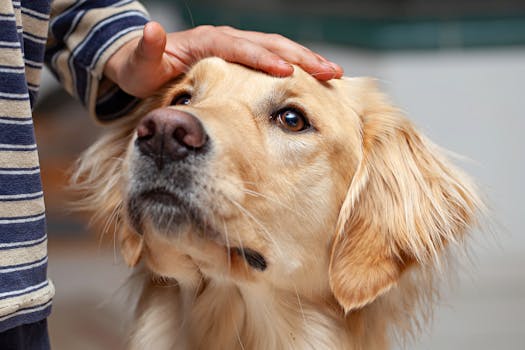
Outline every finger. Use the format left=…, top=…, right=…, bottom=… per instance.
left=314, top=53, right=345, bottom=78
left=209, top=34, right=296, bottom=77
left=330, top=62, right=344, bottom=78
left=216, top=27, right=341, bottom=80
left=136, top=21, right=167, bottom=62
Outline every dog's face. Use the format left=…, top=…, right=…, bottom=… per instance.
left=124, top=58, right=361, bottom=293
left=80, top=57, right=480, bottom=313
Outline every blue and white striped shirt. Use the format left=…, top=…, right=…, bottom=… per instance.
left=0, top=0, right=148, bottom=332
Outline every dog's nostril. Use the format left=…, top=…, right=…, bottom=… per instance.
left=137, top=120, right=156, bottom=141
left=173, top=127, right=188, bottom=147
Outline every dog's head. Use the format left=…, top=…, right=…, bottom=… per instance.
left=76, top=57, right=481, bottom=313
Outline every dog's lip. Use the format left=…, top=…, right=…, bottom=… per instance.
left=140, top=189, right=181, bottom=206
left=135, top=187, right=216, bottom=235
left=232, top=247, right=267, bottom=271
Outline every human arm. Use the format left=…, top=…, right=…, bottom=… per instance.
left=46, top=1, right=343, bottom=122
left=45, top=0, right=150, bottom=121
left=103, top=22, right=344, bottom=99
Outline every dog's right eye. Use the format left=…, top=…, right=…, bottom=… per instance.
left=272, top=108, right=311, bottom=132
left=171, top=93, right=192, bottom=106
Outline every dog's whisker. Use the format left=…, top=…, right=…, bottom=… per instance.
left=222, top=219, right=232, bottom=272
left=111, top=206, right=124, bottom=264
left=97, top=201, right=122, bottom=262
left=217, top=177, right=310, bottom=219
left=192, top=275, right=204, bottom=302
left=229, top=295, right=247, bottom=350
left=232, top=227, right=250, bottom=271
left=100, top=201, right=120, bottom=238
left=293, top=283, right=306, bottom=324
left=226, top=197, right=285, bottom=259
left=216, top=176, right=310, bottom=220
left=234, top=179, right=258, bottom=186
left=240, top=188, right=311, bottom=220
left=241, top=189, right=290, bottom=209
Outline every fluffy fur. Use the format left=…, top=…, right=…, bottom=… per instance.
left=73, top=57, right=483, bottom=350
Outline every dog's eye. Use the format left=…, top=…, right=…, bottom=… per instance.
left=273, top=108, right=310, bottom=132
left=171, top=93, right=191, bottom=106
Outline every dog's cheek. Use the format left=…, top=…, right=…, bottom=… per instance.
left=266, top=131, right=320, bottom=168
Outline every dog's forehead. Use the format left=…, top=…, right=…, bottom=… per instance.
left=186, top=57, right=339, bottom=101
left=174, top=58, right=364, bottom=148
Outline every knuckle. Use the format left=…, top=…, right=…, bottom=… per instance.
left=194, top=25, right=215, bottom=35
left=217, top=25, right=234, bottom=32
left=268, top=33, right=286, bottom=41
left=231, top=36, right=249, bottom=47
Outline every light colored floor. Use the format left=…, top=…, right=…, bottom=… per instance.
left=47, top=240, right=129, bottom=350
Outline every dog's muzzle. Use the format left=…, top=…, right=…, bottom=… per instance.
left=129, top=108, right=268, bottom=272
left=127, top=107, right=210, bottom=232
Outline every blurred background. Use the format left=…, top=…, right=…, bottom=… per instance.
left=36, top=1, right=525, bottom=349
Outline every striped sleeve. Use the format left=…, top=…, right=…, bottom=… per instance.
left=45, top=0, right=149, bottom=122
left=0, top=0, right=54, bottom=331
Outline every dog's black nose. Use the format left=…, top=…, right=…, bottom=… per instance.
left=136, top=108, right=208, bottom=167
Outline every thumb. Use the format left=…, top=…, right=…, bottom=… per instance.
left=136, top=21, right=166, bottom=62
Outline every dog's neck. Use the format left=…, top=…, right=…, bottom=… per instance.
left=130, top=273, right=390, bottom=350
left=195, top=279, right=348, bottom=349
left=129, top=230, right=394, bottom=349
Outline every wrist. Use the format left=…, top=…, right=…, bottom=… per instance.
left=103, top=55, right=120, bottom=84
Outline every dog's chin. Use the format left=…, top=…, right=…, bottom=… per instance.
left=127, top=190, right=269, bottom=272
left=127, top=189, right=218, bottom=239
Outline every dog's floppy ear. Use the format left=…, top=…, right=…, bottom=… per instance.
left=329, top=80, right=481, bottom=313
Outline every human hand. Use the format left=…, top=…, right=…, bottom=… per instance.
left=104, top=22, right=344, bottom=98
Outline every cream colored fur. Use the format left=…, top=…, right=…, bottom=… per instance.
left=73, top=57, right=483, bottom=350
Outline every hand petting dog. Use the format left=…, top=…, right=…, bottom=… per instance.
left=103, top=22, right=344, bottom=98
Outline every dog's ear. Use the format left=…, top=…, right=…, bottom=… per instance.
left=329, top=81, right=481, bottom=313
left=119, top=227, right=143, bottom=267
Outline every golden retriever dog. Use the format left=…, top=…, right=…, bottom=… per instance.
left=73, top=57, right=483, bottom=349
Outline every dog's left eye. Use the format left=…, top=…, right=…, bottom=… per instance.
left=171, top=93, right=192, bottom=106
left=273, top=108, right=310, bottom=132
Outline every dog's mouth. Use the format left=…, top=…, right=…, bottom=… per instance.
left=130, top=189, right=268, bottom=271
left=129, top=188, right=204, bottom=233
left=140, top=189, right=183, bottom=207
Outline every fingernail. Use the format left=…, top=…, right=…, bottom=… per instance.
left=321, top=62, right=336, bottom=72
left=315, top=54, right=329, bottom=63
left=329, top=62, right=343, bottom=77
left=329, top=61, right=341, bottom=70
left=318, top=62, right=336, bottom=79
left=278, top=60, right=293, bottom=68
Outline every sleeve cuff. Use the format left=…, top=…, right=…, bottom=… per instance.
left=76, top=14, right=148, bottom=121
